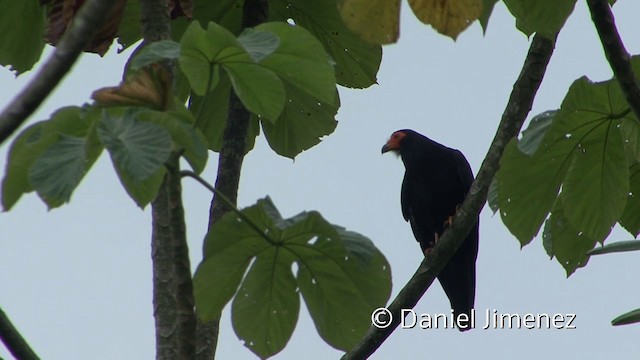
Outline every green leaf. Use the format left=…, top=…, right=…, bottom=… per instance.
left=497, top=139, right=566, bottom=246
left=223, top=62, right=286, bottom=121
left=0, top=0, right=45, bottom=73
left=28, top=135, right=93, bottom=207
left=503, top=0, right=576, bottom=39
left=2, top=106, right=99, bottom=210
left=135, top=110, right=209, bottom=174
left=555, top=78, right=630, bottom=241
left=620, top=117, right=640, bottom=163
left=194, top=197, right=391, bottom=353
left=192, top=0, right=244, bottom=36
left=236, top=29, right=280, bottom=63
left=256, top=22, right=337, bottom=106
left=588, top=240, right=640, bottom=255
left=294, top=226, right=390, bottom=350
left=261, top=84, right=339, bottom=159
left=499, top=76, right=634, bottom=246
left=543, top=200, right=597, bottom=276
left=517, top=110, right=557, bottom=156
left=116, top=0, right=142, bottom=51
left=114, top=164, right=166, bottom=208
left=98, top=110, right=172, bottom=182
left=620, top=164, right=640, bottom=237
left=232, top=248, right=299, bottom=359
left=612, top=308, right=640, bottom=326
left=188, top=74, right=261, bottom=153
left=270, top=0, right=381, bottom=88
left=479, top=0, right=499, bottom=34
left=561, top=119, right=628, bottom=241
left=130, top=40, right=181, bottom=70
left=179, top=21, right=242, bottom=95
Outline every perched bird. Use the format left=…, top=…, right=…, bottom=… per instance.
left=382, top=129, right=479, bottom=331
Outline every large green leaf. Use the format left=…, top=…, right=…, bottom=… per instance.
left=135, top=110, right=209, bottom=174
left=232, top=248, right=299, bottom=359
left=189, top=74, right=261, bottom=153
left=503, top=0, right=576, bottom=39
left=223, top=61, right=286, bottom=121
left=561, top=119, right=628, bottom=241
left=479, top=0, right=499, bottom=34
left=113, top=164, right=166, bottom=208
left=497, top=139, right=567, bottom=246
left=619, top=164, right=640, bottom=237
left=256, top=22, right=337, bottom=106
left=28, top=135, right=93, bottom=207
left=97, top=110, right=172, bottom=182
left=262, top=83, right=339, bottom=159
left=498, top=76, right=634, bottom=246
left=130, top=40, right=182, bottom=70
left=193, top=197, right=391, bottom=355
left=192, top=0, right=244, bottom=36
left=0, top=0, right=45, bottom=73
left=517, top=110, right=557, bottom=156
left=180, top=21, right=286, bottom=120
left=271, top=0, right=381, bottom=88
left=556, top=78, right=630, bottom=241
left=116, top=0, right=142, bottom=51
left=236, top=28, right=280, bottom=63
left=542, top=200, right=598, bottom=276
left=2, top=106, right=99, bottom=210
left=179, top=21, right=242, bottom=95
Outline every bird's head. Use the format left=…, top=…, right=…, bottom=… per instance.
left=381, top=129, right=413, bottom=155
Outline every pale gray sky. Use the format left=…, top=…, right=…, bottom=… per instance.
left=1, top=2, right=639, bottom=359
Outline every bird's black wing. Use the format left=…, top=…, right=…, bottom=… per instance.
left=452, top=149, right=474, bottom=197
left=437, top=149, right=478, bottom=329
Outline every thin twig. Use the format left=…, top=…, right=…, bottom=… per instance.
left=342, top=34, right=556, bottom=360
left=0, top=306, right=40, bottom=360
left=0, top=0, right=115, bottom=146
left=181, top=170, right=278, bottom=245
left=587, top=0, right=640, bottom=122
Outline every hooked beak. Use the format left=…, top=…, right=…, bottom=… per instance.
left=381, top=143, right=392, bottom=154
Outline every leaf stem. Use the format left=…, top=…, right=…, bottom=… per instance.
left=180, top=170, right=278, bottom=246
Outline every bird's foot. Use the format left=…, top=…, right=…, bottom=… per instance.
left=443, top=205, right=462, bottom=228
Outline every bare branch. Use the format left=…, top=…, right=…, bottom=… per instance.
left=587, top=0, right=640, bottom=121
left=0, top=0, right=115, bottom=146
left=342, top=34, right=556, bottom=360
left=0, top=306, right=40, bottom=360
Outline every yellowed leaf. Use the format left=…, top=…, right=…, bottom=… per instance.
left=408, top=0, right=482, bottom=39
left=92, top=64, right=172, bottom=110
left=338, top=0, right=402, bottom=44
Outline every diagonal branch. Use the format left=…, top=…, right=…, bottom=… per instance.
left=342, top=34, right=556, bottom=360
left=0, top=306, right=39, bottom=360
left=0, top=0, right=115, bottom=146
left=587, top=0, right=640, bottom=122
